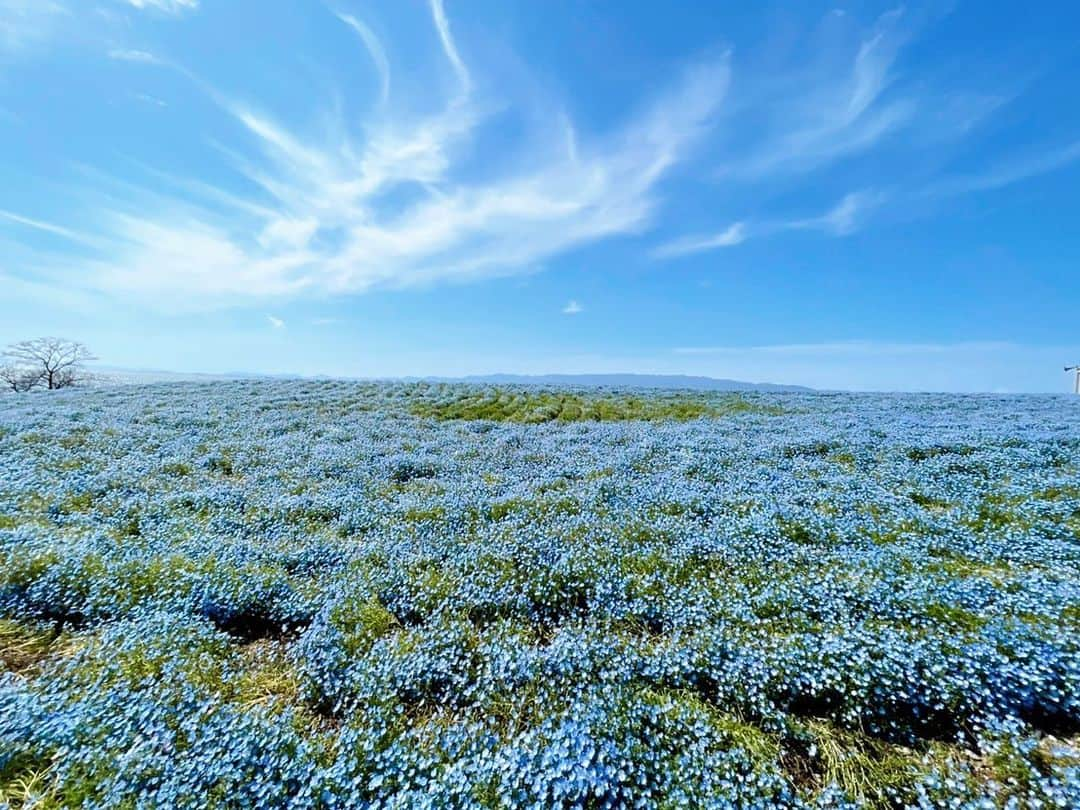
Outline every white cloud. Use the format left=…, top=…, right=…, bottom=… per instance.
left=561, top=300, right=583, bottom=315
left=813, top=192, right=869, bottom=235
left=4, top=4, right=1072, bottom=312
left=429, top=0, right=470, bottom=95
left=653, top=222, right=746, bottom=258
left=267, top=314, right=285, bottom=329
left=651, top=6, right=1012, bottom=259
left=0, top=208, right=96, bottom=244
left=926, top=140, right=1080, bottom=198
left=667, top=134, right=1080, bottom=259
left=657, top=127, right=1080, bottom=259
left=716, top=8, right=913, bottom=180
left=133, top=92, right=167, bottom=107
left=257, top=218, right=319, bottom=250
left=11, top=3, right=730, bottom=308
left=788, top=190, right=884, bottom=236
left=108, top=48, right=161, bottom=64
left=336, top=13, right=390, bottom=105
left=0, top=0, right=66, bottom=54
left=122, top=0, right=198, bottom=15
left=312, top=317, right=337, bottom=326
left=654, top=191, right=881, bottom=258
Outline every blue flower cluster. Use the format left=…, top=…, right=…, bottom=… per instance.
left=2, top=381, right=1080, bottom=807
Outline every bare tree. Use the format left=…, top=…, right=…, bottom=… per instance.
left=0, top=364, right=42, bottom=392
left=3, top=338, right=96, bottom=390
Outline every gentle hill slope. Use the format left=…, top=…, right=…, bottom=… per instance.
left=455, top=373, right=811, bottom=392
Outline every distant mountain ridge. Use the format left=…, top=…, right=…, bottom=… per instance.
left=455, top=373, right=812, bottom=392
left=86, top=367, right=811, bottom=392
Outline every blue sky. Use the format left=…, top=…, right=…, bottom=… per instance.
left=1, top=0, right=1079, bottom=391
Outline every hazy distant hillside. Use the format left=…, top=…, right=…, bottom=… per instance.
left=88, top=367, right=267, bottom=385
left=457, top=373, right=812, bottom=392
left=87, top=368, right=810, bottom=391
left=85, top=367, right=307, bottom=385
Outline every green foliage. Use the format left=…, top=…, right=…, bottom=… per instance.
left=790, top=720, right=925, bottom=808
left=907, top=445, right=977, bottom=462
left=963, top=493, right=1031, bottom=533
left=207, top=452, right=236, bottom=476
left=283, top=503, right=341, bottom=532
left=479, top=495, right=582, bottom=524
left=1030, top=484, right=1080, bottom=502
left=909, top=491, right=951, bottom=509
left=411, top=389, right=782, bottom=423
left=642, top=687, right=783, bottom=766
left=923, top=602, right=986, bottom=633
left=0, top=549, right=61, bottom=593
left=0, top=620, right=65, bottom=674
left=783, top=441, right=838, bottom=459
left=776, top=516, right=829, bottom=546
left=402, top=505, right=447, bottom=523
left=0, top=757, right=61, bottom=810
left=56, top=491, right=95, bottom=514
left=57, top=618, right=234, bottom=695
left=922, top=547, right=1016, bottom=582
left=829, top=451, right=857, bottom=467
left=57, top=429, right=92, bottom=451
left=233, top=641, right=306, bottom=713
left=330, top=597, right=399, bottom=657
left=981, top=733, right=1080, bottom=803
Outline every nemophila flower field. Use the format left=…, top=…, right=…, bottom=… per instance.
left=2, top=381, right=1080, bottom=808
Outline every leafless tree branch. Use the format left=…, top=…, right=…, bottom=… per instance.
left=0, top=364, right=43, bottom=392
left=2, top=338, right=96, bottom=390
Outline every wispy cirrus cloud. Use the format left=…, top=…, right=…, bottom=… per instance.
left=0, top=208, right=79, bottom=239
left=0, top=0, right=66, bottom=54
left=122, top=0, right=198, bottom=15
left=654, top=190, right=883, bottom=257
left=561, top=300, right=583, bottom=315
left=8, top=2, right=730, bottom=308
left=266, top=314, right=284, bottom=329
left=653, top=7, right=1055, bottom=259
left=658, top=136, right=1080, bottom=259
left=715, top=8, right=914, bottom=181
left=132, top=92, right=167, bottom=107
left=924, top=140, right=1080, bottom=198
left=652, top=222, right=747, bottom=259
left=651, top=9, right=918, bottom=258
left=108, top=48, right=161, bottom=64
left=0, top=208, right=100, bottom=246
left=4, top=2, right=1076, bottom=312
left=335, top=12, right=391, bottom=106
left=428, top=0, right=470, bottom=95
left=787, top=190, right=885, bottom=236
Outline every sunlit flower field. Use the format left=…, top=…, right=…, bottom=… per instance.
left=2, top=381, right=1080, bottom=808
